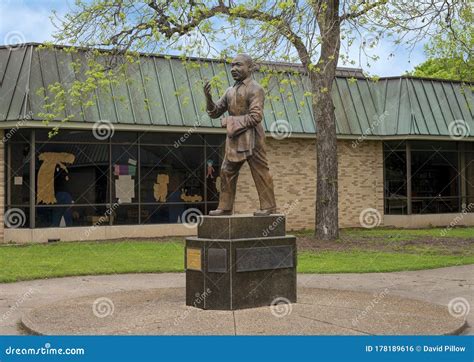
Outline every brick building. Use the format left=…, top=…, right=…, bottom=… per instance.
left=0, top=43, right=473, bottom=243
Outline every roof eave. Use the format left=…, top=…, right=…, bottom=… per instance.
left=1, top=121, right=473, bottom=141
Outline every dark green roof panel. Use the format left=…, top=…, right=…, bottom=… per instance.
left=0, top=43, right=472, bottom=138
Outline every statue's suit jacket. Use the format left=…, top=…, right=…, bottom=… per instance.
left=207, top=77, right=265, bottom=162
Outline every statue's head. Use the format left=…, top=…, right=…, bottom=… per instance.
left=231, top=54, right=254, bottom=81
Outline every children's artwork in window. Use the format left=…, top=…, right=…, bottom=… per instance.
left=37, top=152, right=75, bottom=204
left=180, top=189, right=202, bottom=202
left=206, top=159, right=215, bottom=178
left=154, top=174, right=169, bottom=202
left=114, top=159, right=137, bottom=203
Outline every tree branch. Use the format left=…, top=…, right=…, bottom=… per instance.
left=340, top=0, right=388, bottom=21
left=150, top=3, right=312, bottom=69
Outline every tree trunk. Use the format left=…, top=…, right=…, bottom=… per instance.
left=312, top=0, right=341, bottom=240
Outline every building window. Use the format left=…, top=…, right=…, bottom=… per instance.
left=467, top=149, right=474, bottom=207
left=5, top=130, right=32, bottom=229
left=411, top=142, right=459, bottom=214
left=384, top=140, right=474, bottom=215
left=4, top=129, right=224, bottom=228
left=383, top=141, right=407, bottom=214
left=34, top=142, right=110, bottom=227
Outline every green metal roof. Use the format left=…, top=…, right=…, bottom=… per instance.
left=0, top=43, right=472, bottom=138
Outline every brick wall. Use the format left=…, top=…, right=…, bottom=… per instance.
left=337, top=139, right=384, bottom=229
left=234, top=137, right=384, bottom=230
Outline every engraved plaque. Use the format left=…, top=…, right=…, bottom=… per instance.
left=208, top=248, right=227, bottom=273
left=186, top=247, right=202, bottom=271
left=236, top=245, right=294, bottom=272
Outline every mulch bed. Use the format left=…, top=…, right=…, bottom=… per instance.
left=296, top=234, right=474, bottom=255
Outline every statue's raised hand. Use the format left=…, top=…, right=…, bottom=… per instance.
left=203, top=81, right=212, bottom=100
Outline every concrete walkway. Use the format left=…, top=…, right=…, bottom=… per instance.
left=0, top=265, right=472, bottom=335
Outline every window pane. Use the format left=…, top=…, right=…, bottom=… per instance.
left=140, top=131, right=203, bottom=146
left=111, top=204, right=139, bottom=225
left=139, top=145, right=204, bottom=203
left=9, top=143, right=31, bottom=206
left=383, top=141, right=406, bottom=152
left=37, top=129, right=107, bottom=143
left=35, top=143, right=109, bottom=205
left=140, top=145, right=173, bottom=203
left=384, top=151, right=407, bottom=198
left=110, top=131, right=138, bottom=144
left=171, top=146, right=205, bottom=201
left=383, top=142, right=408, bottom=215
left=466, top=152, right=474, bottom=200
left=411, top=151, right=460, bottom=214
left=141, top=203, right=205, bottom=224
left=36, top=205, right=109, bottom=228
left=205, top=146, right=223, bottom=202
left=204, top=134, right=226, bottom=146
left=384, top=199, right=408, bottom=215
left=7, top=129, right=226, bottom=228
left=411, top=151, right=459, bottom=198
left=3, top=128, right=31, bottom=143
left=411, top=198, right=460, bottom=214
left=411, top=141, right=458, bottom=151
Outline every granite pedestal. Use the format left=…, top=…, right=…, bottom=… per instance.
left=185, top=214, right=297, bottom=310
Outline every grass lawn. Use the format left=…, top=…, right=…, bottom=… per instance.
left=0, top=227, right=472, bottom=283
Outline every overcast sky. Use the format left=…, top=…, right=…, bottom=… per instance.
left=0, top=0, right=429, bottom=76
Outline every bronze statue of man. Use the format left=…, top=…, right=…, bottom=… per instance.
left=204, top=54, right=276, bottom=216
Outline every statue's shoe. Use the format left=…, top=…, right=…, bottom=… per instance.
left=208, top=209, right=232, bottom=216
left=253, top=208, right=277, bottom=216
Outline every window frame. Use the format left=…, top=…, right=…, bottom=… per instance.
left=4, top=128, right=225, bottom=228
left=383, top=140, right=473, bottom=215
